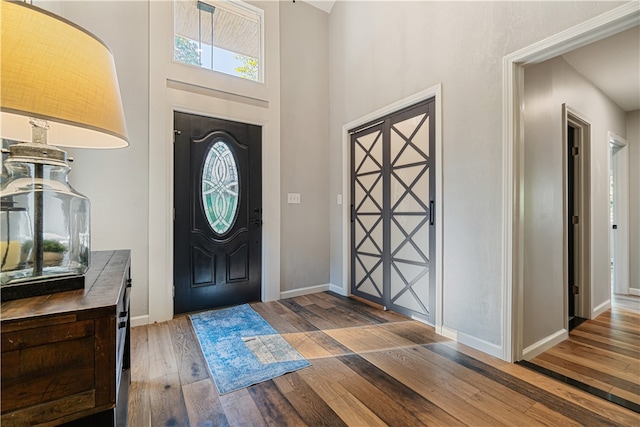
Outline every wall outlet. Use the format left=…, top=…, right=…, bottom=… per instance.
left=287, top=193, right=301, bottom=204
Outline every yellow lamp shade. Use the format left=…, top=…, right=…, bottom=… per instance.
left=0, top=0, right=128, bottom=148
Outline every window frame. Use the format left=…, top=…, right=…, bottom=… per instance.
left=172, top=0, right=265, bottom=83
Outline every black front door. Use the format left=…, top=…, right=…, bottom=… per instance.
left=174, top=111, right=262, bottom=314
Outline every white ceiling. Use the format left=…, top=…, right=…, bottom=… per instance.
left=562, top=26, right=640, bottom=112
left=302, top=0, right=335, bottom=14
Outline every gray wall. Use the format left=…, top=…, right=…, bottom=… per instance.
left=328, top=1, right=623, bottom=349
left=628, top=110, right=640, bottom=292
left=26, top=1, right=633, bottom=356
left=279, top=2, right=330, bottom=292
left=523, top=56, right=626, bottom=349
left=34, top=1, right=150, bottom=317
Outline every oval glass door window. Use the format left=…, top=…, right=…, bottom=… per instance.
left=202, top=140, right=239, bottom=234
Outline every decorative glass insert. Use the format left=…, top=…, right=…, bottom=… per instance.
left=202, top=141, right=239, bottom=234
left=174, top=0, right=263, bottom=82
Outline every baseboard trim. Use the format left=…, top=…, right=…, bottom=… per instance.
left=441, top=326, right=503, bottom=359
left=131, top=315, right=149, bottom=327
left=629, top=288, right=640, bottom=296
left=280, top=283, right=331, bottom=299
left=593, top=299, right=611, bottom=318
left=329, top=283, right=348, bottom=296
left=522, top=328, right=568, bottom=360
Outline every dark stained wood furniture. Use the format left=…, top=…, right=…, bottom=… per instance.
left=1, top=250, right=131, bottom=426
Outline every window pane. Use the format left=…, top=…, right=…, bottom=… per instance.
left=202, top=141, right=240, bottom=234
left=174, top=0, right=262, bottom=82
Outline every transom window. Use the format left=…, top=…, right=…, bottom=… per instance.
left=174, top=0, right=263, bottom=82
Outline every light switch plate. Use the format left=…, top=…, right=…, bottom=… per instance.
left=337, top=194, right=342, bottom=205
left=287, top=193, right=301, bottom=204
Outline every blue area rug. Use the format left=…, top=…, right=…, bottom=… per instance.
left=190, top=304, right=311, bottom=394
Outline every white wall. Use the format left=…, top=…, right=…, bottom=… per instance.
left=628, top=110, right=640, bottom=293
left=34, top=1, right=151, bottom=318
left=279, top=2, right=330, bottom=293
left=328, top=1, right=624, bottom=355
left=29, top=1, right=633, bottom=359
left=523, top=56, right=626, bottom=352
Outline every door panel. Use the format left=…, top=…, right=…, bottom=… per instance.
left=351, top=99, right=435, bottom=322
left=174, top=112, right=262, bottom=314
left=389, top=104, right=434, bottom=318
left=351, top=124, right=385, bottom=303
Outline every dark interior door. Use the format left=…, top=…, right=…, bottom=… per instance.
left=567, top=123, right=581, bottom=330
left=174, top=111, right=262, bottom=314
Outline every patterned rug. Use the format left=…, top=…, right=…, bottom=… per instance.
left=190, top=304, right=310, bottom=394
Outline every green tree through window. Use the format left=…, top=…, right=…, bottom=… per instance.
left=234, top=55, right=259, bottom=81
left=174, top=35, right=201, bottom=66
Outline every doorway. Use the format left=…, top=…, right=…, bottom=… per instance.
left=610, top=133, right=630, bottom=296
left=173, top=111, right=262, bottom=314
left=503, top=4, right=637, bottom=362
left=350, top=99, right=435, bottom=322
left=565, top=107, right=591, bottom=331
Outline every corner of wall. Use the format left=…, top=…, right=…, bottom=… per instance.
left=522, top=328, right=568, bottom=360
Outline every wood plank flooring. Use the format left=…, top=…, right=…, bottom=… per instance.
left=527, top=294, right=640, bottom=412
left=128, top=293, right=639, bottom=426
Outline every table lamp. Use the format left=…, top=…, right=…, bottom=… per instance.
left=0, top=1, right=129, bottom=300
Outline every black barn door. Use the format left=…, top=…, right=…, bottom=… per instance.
left=174, top=112, right=262, bottom=314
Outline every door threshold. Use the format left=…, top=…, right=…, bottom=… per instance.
left=568, top=316, right=587, bottom=331
left=349, top=294, right=386, bottom=311
left=516, top=360, right=640, bottom=413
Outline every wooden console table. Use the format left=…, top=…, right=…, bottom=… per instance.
left=1, top=250, right=131, bottom=426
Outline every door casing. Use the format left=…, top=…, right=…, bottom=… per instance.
left=341, top=84, right=443, bottom=331
left=148, top=0, right=282, bottom=325
left=609, top=132, right=630, bottom=296
left=563, top=105, right=591, bottom=329
left=350, top=100, right=435, bottom=322
left=503, top=3, right=639, bottom=361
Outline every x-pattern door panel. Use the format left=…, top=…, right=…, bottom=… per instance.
left=351, top=100, right=435, bottom=321
left=352, top=125, right=384, bottom=303
left=389, top=110, right=433, bottom=317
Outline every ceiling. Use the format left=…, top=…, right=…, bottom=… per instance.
left=301, top=2, right=638, bottom=112
left=302, top=0, right=335, bottom=14
left=562, top=26, right=640, bottom=112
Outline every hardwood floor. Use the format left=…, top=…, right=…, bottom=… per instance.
left=128, top=292, right=639, bottom=426
left=527, top=294, right=640, bottom=412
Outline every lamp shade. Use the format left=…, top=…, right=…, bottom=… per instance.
left=0, top=1, right=128, bottom=148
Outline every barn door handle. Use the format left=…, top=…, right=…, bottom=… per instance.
left=429, top=201, right=434, bottom=225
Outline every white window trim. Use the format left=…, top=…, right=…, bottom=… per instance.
left=148, top=0, right=281, bottom=324
left=172, top=0, right=265, bottom=83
